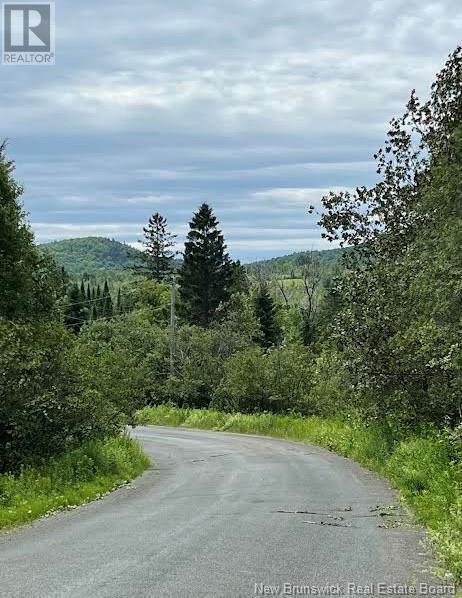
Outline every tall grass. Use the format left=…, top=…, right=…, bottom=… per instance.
left=137, top=405, right=462, bottom=584
left=0, top=435, right=150, bottom=529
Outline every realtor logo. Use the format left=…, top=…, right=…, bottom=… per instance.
left=2, top=3, right=55, bottom=65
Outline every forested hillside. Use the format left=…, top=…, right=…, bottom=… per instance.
left=41, top=237, right=140, bottom=276
left=246, top=247, right=345, bottom=278
left=41, top=236, right=343, bottom=280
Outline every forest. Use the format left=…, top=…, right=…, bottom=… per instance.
left=0, top=47, right=461, bottom=583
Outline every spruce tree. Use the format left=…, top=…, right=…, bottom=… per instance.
left=116, top=288, right=122, bottom=314
left=102, top=280, right=113, bottom=318
left=253, top=284, right=281, bottom=348
left=136, top=212, right=176, bottom=281
left=95, top=284, right=101, bottom=317
left=64, top=283, right=86, bottom=333
left=179, top=203, right=233, bottom=327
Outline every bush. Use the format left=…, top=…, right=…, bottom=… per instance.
left=0, top=310, right=162, bottom=473
left=0, top=435, right=149, bottom=528
left=157, top=315, right=256, bottom=408
left=212, top=345, right=315, bottom=414
left=73, top=309, right=165, bottom=413
left=0, top=318, right=109, bottom=472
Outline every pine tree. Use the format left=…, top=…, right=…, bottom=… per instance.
left=102, top=280, right=113, bottom=318
left=136, top=212, right=177, bottom=281
left=253, top=284, right=281, bottom=348
left=179, top=203, right=233, bottom=327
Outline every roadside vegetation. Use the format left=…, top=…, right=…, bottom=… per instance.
left=0, top=435, right=149, bottom=529
left=1, top=46, right=461, bottom=585
left=0, top=143, right=151, bottom=523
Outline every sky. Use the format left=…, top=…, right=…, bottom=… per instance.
left=1, top=0, right=461, bottom=262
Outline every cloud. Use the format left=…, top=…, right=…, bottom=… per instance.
left=2, top=0, right=461, bottom=260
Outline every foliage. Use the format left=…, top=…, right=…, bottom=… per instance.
left=63, top=278, right=124, bottom=333
left=0, top=307, right=160, bottom=473
left=179, top=203, right=235, bottom=327
left=137, top=405, right=462, bottom=584
left=315, top=47, right=462, bottom=426
left=213, top=345, right=315, bottom=414
left=64, top=282, right=87, bottom=333
left=74, top=310, right=166, bottom=413
left=253, top=284, right=281, bottom=348
left=161, top=321, right=254, bottom=408
left=0, top=143, right=61, bottom=320
left=134, top=212, right=177, bottom=281
left=246, top=247, right=345, bottom=280
left=130, top=278, right=171, bottom=325
left=102, top=280, right=114, bottom=318
left=0, top=318, right=121, bottom=472
left=0, top=435, right=149, bottom=529
left=41, top=236, right=140, bottom=278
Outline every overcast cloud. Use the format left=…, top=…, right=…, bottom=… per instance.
left=1, top=0, right=461, bottom=261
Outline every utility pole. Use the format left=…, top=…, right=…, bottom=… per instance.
left=169, top=273, right=177, bottom=376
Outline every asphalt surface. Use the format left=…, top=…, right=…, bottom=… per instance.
left=0, top=426, right=436, bottom=598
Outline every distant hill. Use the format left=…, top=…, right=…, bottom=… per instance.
left=40, top=236, right=345, bottom=282
left=41, top=237, right=141, bottom=277
left=246, top=247, right=345, bottom=278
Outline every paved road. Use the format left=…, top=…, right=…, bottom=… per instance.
left=0, top=426, right=435, bottom=598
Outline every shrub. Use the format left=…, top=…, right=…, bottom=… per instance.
left=213, top=345, right=315, bottom=414
left=0, top=318, right=103, bottom=472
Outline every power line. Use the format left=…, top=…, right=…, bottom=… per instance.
left=64, top=311, right=128, bottom=325
left=61, top=290, right=126, bottom=309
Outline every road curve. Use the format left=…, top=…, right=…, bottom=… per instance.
left=0, top=426, right=435, bottom=598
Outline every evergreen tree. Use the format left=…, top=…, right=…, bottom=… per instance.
left=136, top=212, right=176, bottom=281
left=64, top=283, right=86, bottom=333
left=116, top=287, right=123, bottom=314
left=102, top=280, right=113, bottom=318
left=60, top=267, right=69, bottom=297
left=179, top=203, right=233, bottom=327
left=91, top=305, right=98, bottom=321
left=253, top=285, right=281, bottom=348
left=0, top=142, right=58, bottom=320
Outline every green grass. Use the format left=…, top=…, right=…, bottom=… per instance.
left=0, top=435, right=150, bottom=529
left=137, top=405, right=462, bottom=585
